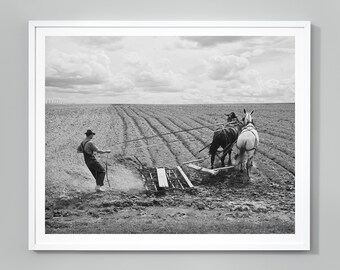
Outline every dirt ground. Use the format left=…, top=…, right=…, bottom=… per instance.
left=45, top=104, right=295, bottom=234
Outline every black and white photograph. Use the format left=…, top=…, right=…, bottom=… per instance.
left=29, top=21, right=310, bottom=250
left=45, top=34, right=295, bottom=234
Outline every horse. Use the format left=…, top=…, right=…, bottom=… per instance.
left=209, top=112, right=244, bottom=169
left=233, top=109, right=260, bottom=178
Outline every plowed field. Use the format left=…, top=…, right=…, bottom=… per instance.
left=45, top=103, right=295, bottom=234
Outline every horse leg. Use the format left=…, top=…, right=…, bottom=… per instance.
left=220, top=144, right=231, bottom=167
left=246, top=159, right=250, bottom=177
left=210, top=153, right=215, bottom=169
left=242, top=158, right=247, bottom=173
left=239, top=159, right=243, bottom=172
left=209, top=142, right=219, bottom=169
left=249, top=156, right=254, bottom=174
left=220, top=151, right=227, bottom=167
left=239, top=152, right=244, bottom=172
left=210, top=145, right=218, bottom=169
left=246, top=155, right=254, bottom=179
left=227, top=149, right=232, bottom=166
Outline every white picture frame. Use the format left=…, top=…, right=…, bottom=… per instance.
left=29, top=21, right=310, bottom=250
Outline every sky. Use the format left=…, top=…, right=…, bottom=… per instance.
left=45, top=36, right=295, bottom=104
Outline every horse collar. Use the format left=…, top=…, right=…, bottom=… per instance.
left=243, top=122, right=255, bottom=130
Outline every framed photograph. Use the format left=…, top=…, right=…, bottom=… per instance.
left=29, top=21, right=310, bottom=250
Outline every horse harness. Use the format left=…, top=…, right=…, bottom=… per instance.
left=236, top=123, right=258, bottom=152
left=216, top=121, right=244, bottom=153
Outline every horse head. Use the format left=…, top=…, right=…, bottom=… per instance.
left=243, top=109, right=254, bottom=125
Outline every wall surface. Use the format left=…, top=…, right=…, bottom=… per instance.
left=0, top=0, right=338, bottom=269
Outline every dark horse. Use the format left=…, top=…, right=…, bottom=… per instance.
left=209, top=112, right=244, bottom=169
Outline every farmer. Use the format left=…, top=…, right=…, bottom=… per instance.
left=226, top=112, right=237, bottom=122
left=77, top=129, right=111, bottom=192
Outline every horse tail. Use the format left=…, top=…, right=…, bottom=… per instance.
left=234, top=141, right=246, bottom=164
left=239, top=144, right=246, bottom=157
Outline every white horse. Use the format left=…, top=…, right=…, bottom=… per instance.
left=233, top=109, right=259, bottom=178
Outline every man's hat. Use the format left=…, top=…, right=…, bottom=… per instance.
left=226, top=112, right=237, bottom=119
left=85, top=129, right=95, bottom=136
left=228, top=112, right=236, bottom=118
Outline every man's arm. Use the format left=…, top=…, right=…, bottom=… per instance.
left=77, top=145, right=83, bottom=153
left=89, top=142, right=111, bottom=154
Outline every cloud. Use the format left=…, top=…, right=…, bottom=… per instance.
left=72, top=36, right=123, bottom=51
left=103, top=74, right=135, bottom=93
left=245, top=36, right=293, bottom=47
left=205, top=54, right=250, bottom=80
left=241, top=49, right=264, bottom=58
left=180, top=36, right=255, bottom=47
left=45, top=36, right=295, bottom=104
left=179, top=36, right=294, bottom=51
left=121, top=52, right=188, bottom=93
left=269, top=48, right=295, bottom=54
left=46, top=47, right=189, bottom=98
left=46, top=49, right=111, bottom=89
left=216, top=69, right=294, bottom=101
left=173, top=38, right=199, bottom=49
